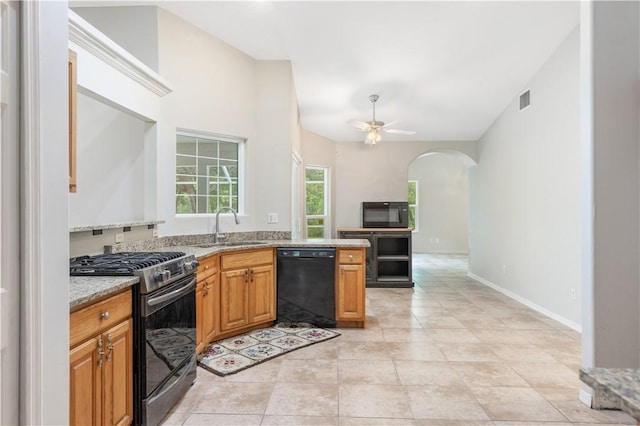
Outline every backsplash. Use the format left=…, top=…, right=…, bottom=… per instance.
left=104, top=231, right=292, bottom=254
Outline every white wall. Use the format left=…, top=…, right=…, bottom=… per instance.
left=469, top=26, right=581, bottom=328
left=253, top=61, right=296, bottom=231
left=152, top=9, right=297, bottom=236
left=335, top=140, right=476, bottom=230
left=581, top=1, right=640, bottom=370
left=69, top=93, right=146, bottom=226
left=409, top=153, right=469, bottom=253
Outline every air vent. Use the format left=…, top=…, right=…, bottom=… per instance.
left=519, top=90, right=530, bottom=110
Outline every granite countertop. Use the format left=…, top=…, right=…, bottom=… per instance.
left=69, top=238, right=369, bottom=310
left=70, top=275, right=139, bottom=311
left=580, top=367, right=640, bottom=420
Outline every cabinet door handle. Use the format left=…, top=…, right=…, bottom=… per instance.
left=249, top=269, right=254, bottom=282
left=97, top=339, right=105, bottom=368
left=106, top=334, right=113, bottom=362
left=244, top=269, right=249, bottom=283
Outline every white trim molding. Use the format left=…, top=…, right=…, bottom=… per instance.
left=467, top=272, right=582, bottom=332
left=68, top=9, right=172, bottom=97
left=579, top=388, right=593, bottom=407
left=20, top=2, right=43, bottom=423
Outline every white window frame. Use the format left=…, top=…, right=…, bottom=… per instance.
left=175, top=129, right=245, bottom=216
left=409, top=179, right=419, bottom=232
left=304, top=165, right=331, bottom=239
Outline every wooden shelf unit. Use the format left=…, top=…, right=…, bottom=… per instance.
left=338, top=228, right=413, bottom=288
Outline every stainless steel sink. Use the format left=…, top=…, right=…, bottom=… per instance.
left=193, top=241, right=269, bottom=248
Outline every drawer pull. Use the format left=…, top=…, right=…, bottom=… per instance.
left=349, top=255, right=353, bottom=259
left=100, top=311, right=110, bottom=321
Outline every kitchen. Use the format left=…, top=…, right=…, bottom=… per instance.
left=3, top=1, right=640, bottom=425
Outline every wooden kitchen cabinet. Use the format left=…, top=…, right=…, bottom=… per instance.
left=196, top=255, right=219, bottom=353
left=69, top=289, right=133, bottom=426
left=220, top=248, right=275, bottom=334
left=336, top=248, right=366, bottom=325
left=68, top=48, right=77, bottom=193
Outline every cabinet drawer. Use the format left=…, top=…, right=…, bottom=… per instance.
left=198, top=254, right=219, bottom=281
left=339, top=249, right=363, bottom=264
left=221, top=248, right=273, bottom=270
left=70, top=289, right=132, bottom=347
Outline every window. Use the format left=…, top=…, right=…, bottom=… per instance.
left=305, top=166, right=329, bottom=239
left=176, top=131, right=244, bottom=215
left=408, top=180, right=418, bottom=231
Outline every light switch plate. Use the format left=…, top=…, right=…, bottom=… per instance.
left=267, top=212, right=278, bottom=224
left=115, top=233, right=124, bottom=243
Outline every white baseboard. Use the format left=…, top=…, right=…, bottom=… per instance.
left=579, top=389, right=593, bottom=407
left=467, top=272, right=582, bottom=333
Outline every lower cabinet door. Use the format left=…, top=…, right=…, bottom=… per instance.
left=70, top=336, right=102, bottom=426
left=337, top=264, right=365, bottom=320
left=195, top=281, right=205, bottom=353
left=220, top=269, right=250, bottom=331
left=249, top=264, right=275, bottom=324
left=102, top=319, right=133, bottom=426
left=203, top=274, right=219, bottom=344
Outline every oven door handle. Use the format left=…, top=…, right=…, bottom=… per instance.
left=147, top=277, right=196, bottom=307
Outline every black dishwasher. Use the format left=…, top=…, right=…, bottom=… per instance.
left=276, top=248, right=336, bottom=328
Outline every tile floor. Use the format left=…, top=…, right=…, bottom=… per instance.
left=161, top=253, right=634, bottom=426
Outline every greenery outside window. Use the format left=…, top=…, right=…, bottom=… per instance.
left=408, top=180, right=418, bottom=231
left=305, top=166, right=329, bottom=239
left=176, top=130, right=244, bottom=214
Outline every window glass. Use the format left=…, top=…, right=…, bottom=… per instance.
left=408, top=180, right=418, bottom=231
left=305, top=166, right=329, bottom=239
left=176, top=131, right=243, bottom=214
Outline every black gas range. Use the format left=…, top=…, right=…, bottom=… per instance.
left=70, top=251, right=199, bottom=425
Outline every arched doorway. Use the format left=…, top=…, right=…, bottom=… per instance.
left=408, top=149, right=476, bottom=253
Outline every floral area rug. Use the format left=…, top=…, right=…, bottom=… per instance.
left=197, top=322, right=340, bottom=376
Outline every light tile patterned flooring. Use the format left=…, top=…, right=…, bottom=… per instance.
left=161, top=254, right=634, bottom=426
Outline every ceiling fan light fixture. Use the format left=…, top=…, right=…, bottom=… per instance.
left=365, top=129, right=381, bottom=145
left=348, top=94, right=415, bottom=145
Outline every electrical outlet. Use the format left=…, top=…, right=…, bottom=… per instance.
left=267, top=213, right=278, bottom=224
left=570, top=288, right=576, bottom=301
left=152, top=229, right=158, bottom=238
left=502, top=265, right=507, bottom=274
left=115, top=233, right=124, bottom=243
left=436, top=237, right=440, bottom=243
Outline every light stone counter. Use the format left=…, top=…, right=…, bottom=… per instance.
left=70, top=238, right=369, bottom=310
left=70, top=275, right=139, bottom=311
left=580, top=368, right=640, bottom=423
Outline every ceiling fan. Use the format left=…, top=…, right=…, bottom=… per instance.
left=347, top=94, right=416, bottom=145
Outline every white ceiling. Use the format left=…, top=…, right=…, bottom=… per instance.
left=75, top=1, right=580, bottom=143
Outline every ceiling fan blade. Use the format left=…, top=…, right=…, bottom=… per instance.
left=383, top=128, right=416, bottom=135
left=381, top=121, right=398, bottom=129
left=347, top=119, right=371, bottom=131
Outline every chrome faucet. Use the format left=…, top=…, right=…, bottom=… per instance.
left=214, top=207, right=240, bottom=243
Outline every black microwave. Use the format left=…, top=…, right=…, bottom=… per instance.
left=362, top=202, right=409, bottom=228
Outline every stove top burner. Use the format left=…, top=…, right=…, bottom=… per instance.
left=70, top=252, right=186, bottom=276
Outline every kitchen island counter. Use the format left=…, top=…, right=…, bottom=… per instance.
left=580, top=368, right=640, bottom=425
